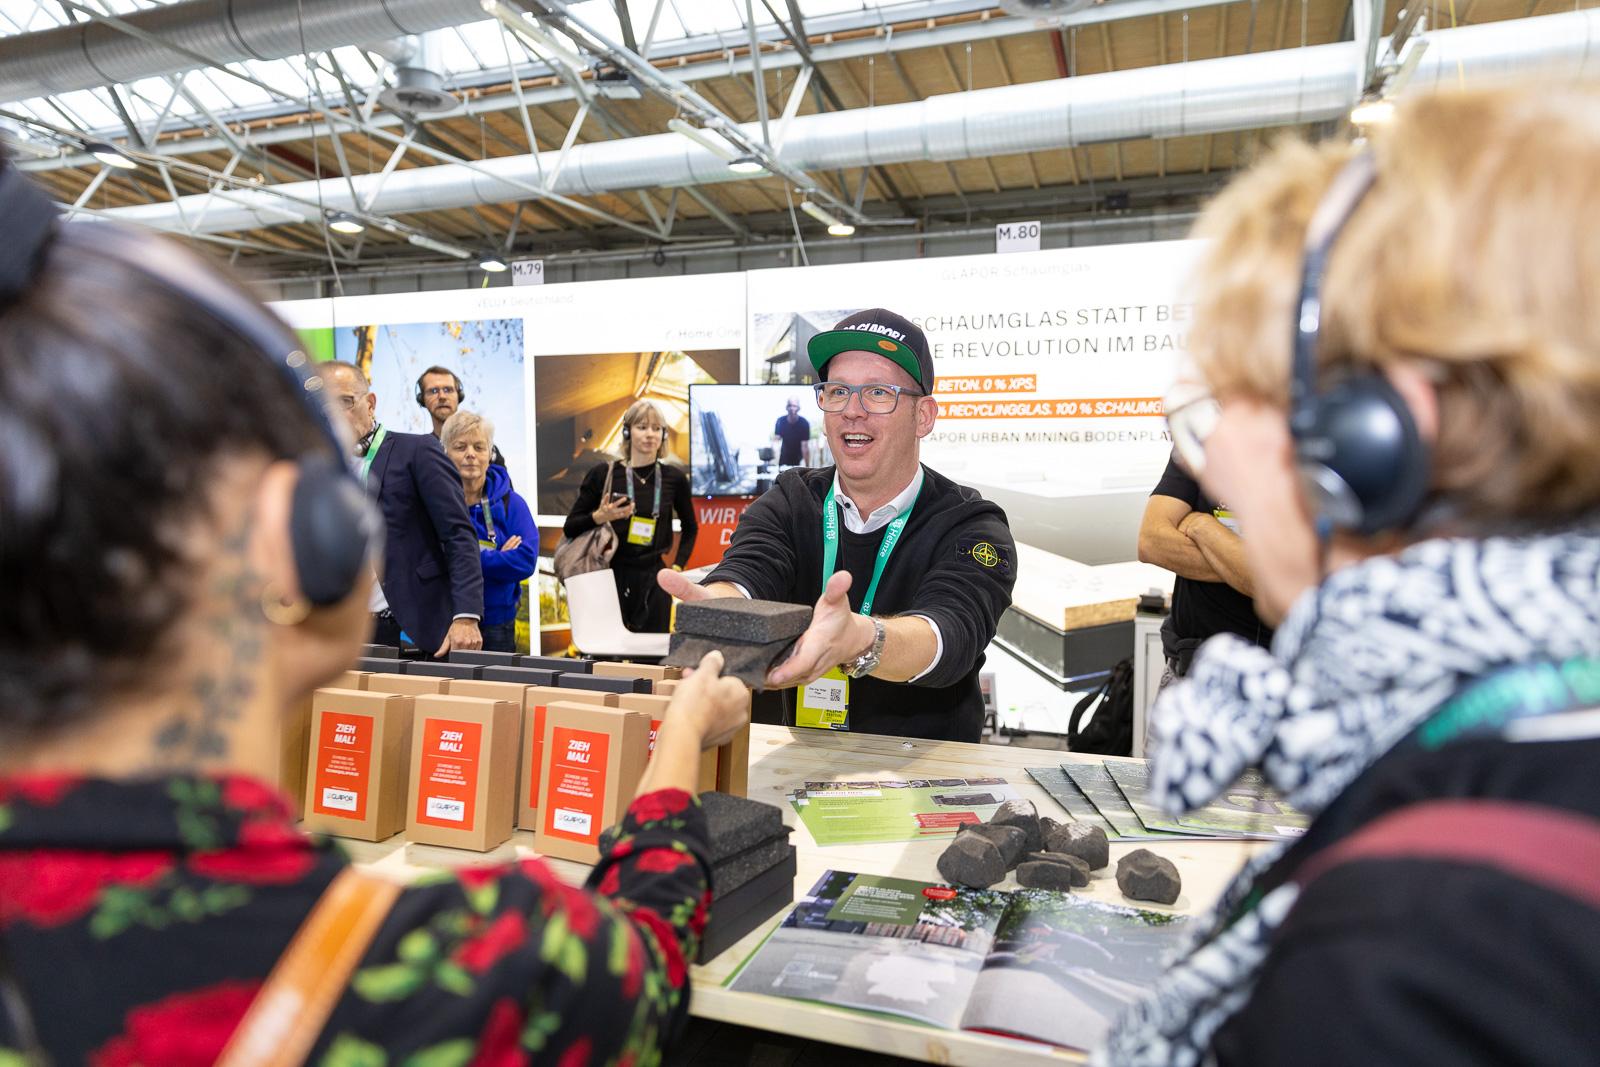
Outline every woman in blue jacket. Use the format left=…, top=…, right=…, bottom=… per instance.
left=442, top=411, right=538, bottom=652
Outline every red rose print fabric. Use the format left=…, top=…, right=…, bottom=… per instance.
left=0, top=774, right=710, bottom=1066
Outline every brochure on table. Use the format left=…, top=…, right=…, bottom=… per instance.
left=728, top=870, right=1189, bottom=1052
left=1030, top=761, right=1309, bottom=841
left=787, top=778, right=1023, bottom=846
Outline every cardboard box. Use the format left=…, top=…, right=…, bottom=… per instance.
left=518, top=686, right=617, bottom=831
left=406, top=695, right=520, bottom=852
left=716, top=709, right=753, bottom=798
left=533, top=701, right=651, bottom=863
left=618, top=694, right=718, bottom=794
left=593, top=662, right=680, bottom=683
left=654, top=680, right=678, bottom=696
left=365, top=674, right=450, bottom=697
left=302, top=688, right=415, bottom=841
left=280, top=671, right=369, bottom=819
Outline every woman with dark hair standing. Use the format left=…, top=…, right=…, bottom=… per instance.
left=0, top=156, right=748, bottom=1065
left=563, top=399, right=698, bottom=632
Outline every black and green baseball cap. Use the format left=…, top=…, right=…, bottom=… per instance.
left=806, top=308, right=935, bottom=392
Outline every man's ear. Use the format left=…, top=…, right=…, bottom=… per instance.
left=365, top=392, right=378, bottom=419
left=914, top=394, right=938, bottom=439
left=1385, top=363, right=1439, bottom=445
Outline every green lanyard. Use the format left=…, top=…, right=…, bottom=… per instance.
left=624, top=461, right=662, bottom=519
left=478, top=493, right=497, bottom=543
left=820, top=481, right=917, bottom=617
left=358, top=425, right=387, bottom=482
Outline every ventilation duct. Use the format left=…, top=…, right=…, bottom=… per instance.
left=87, top=11, right=1600, bottom=238
left=0, top=0, right=486, bottom=103
left=375, top=32, right=459, bottom=115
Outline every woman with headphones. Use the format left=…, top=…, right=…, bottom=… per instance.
left=0, top=155, right=748, bottom=1065
left=1097, top=88, right=1600, bottom=1066
left=563, top=399, right=699, bottom=632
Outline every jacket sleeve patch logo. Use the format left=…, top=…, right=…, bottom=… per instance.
left=957, top=536, right=1012, bottom=576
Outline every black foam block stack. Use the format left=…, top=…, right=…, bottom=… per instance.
left=356, top=657, right=404, bottom=674
left=402, top=661, right=481, bottom=680
left=519, top=655, right=593, bottom=674
left=664, top=599, right=813, bottom=689
left=697, top=793, right=796, bottom=962
left=448, top=650, right=520, bottom=666
left=557, top=673, right=650, bottom=695
left=361, top=644, right=399, bottom=659
left=479, top=666, right=562, bottom=687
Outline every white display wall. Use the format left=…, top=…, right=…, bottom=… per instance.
left=273, top=241, right=1198, bottom=564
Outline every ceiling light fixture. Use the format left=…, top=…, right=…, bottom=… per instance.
left=479, top=255, right=509, bottom=272
left=667, top=117, right=739, bottom=162
left=480, top=0, right=589, bottom=75
left=327, top=212, right=365, bottom=235
left=86, top=141, right=138, bottom=170
left=727, top=155, right=766, bottom=175
left=407, top=233, right=474, bottom=259
left=800, top=200, right=854, bottom=236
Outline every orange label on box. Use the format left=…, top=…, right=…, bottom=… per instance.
left=312, top=712, right=373, bottom=820
left=648, top=719, right=662, bottom=756
left=415, top=718, right=483, bottom=830
left=542, top=727, right=610, bottom=844
left=527, top=704, right=548, bottom=808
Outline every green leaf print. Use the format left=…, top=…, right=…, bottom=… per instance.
left=0, top=805, right=13, bottom=834
left=351, top=962, right=427, bottom=1002
left=607, top=921, right=630, bottom=977
left=539, top=913, right=587, bottom=985
left=433, top=961, right=475, bottom=997
left=400, top=1039, right=475, bottom=1067
left=519, top=1011, right=562, bottom=1052
left=397, top=929, right=438, bottom=963
left=319, top=1034, right=388, bottom=1067
left=465, top=879, right=499, bottom=916
left=0, top=1048, right=32, bottom=1067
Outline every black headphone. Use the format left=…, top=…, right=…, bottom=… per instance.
left=415, top=368, right=465, bottom=408
left=0, top=161, right=378, bottom=608
left=1288, top=151, right=1430, bottom=537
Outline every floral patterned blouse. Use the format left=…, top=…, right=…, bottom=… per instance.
left=0, top=774, right=711, bottom=1066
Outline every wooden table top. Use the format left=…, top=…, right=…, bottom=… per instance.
left=345, top=724, right=1262, bottom=1066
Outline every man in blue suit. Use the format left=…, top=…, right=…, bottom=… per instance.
left=318, top=361, right=483, bottom=656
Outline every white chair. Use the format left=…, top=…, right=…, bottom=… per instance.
left=563, top=569, right=671, bottom=658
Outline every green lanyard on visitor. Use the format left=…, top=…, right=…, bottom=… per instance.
left=820, top=482, right=916, bottom=617
left=358, top=425, right=388, bottom=482
left=624, top=461, right=662, bottom=519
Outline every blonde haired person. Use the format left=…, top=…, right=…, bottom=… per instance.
left=563, top=399, right=698, bottom=631
left=442, top=411, right=537, bottom=652
left=1100, top=88, right=1600, bottom=1066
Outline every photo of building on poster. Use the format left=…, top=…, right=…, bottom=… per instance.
left=531, top=348, right=740, bottom=518
left=315, top=318, right=528, bottom=489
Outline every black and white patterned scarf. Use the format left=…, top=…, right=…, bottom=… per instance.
left=1096, top=530, right=1600, bottom=1067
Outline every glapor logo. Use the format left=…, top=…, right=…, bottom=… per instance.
left=846, top=322, right=907, bottom=343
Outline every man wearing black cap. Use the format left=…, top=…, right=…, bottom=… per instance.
left=660, top=309, right=1016, bottom=742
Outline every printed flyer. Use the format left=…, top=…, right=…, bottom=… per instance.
left=787, top=778, right=1022, bottom=846
left=729, top=870, right=1189, bottom=1051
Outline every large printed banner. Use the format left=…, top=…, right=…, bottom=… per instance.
left=745, top=244, right=1200, bottom=561
left=272, top=242, right=1197, bottom=564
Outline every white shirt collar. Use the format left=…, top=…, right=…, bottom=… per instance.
left=833, top=467, right=924, bottom=535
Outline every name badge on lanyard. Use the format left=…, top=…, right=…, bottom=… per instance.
left=625, top=462, right=662, bottom=546
left=793, top=480, right=918, bottom=731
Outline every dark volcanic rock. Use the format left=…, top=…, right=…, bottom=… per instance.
left=1041, top=816, right=1063, bottom=839
left=1016, top=860, right=1077, bottom=892
left=1046, top=822, right=1111, bottom=871
left=674, top=598, right=812, bottom=642
left=937, top=833, right=1006, bottom=889
left=989, top=799, right=1043, bottom=853
left=1116, top=849, right=1181, bottom=905
left=1023, top=851, right=1090, bottom=887
left=959, top=824, right=1027, bottom=870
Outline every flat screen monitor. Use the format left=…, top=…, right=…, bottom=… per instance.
left=688, top=384, right=830, bottom=497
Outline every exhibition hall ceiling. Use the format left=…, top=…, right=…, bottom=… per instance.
left=0, top=0, right=1569, bottom=280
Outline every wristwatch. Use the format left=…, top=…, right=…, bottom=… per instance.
left=842, top=616, right=887, bottom=679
